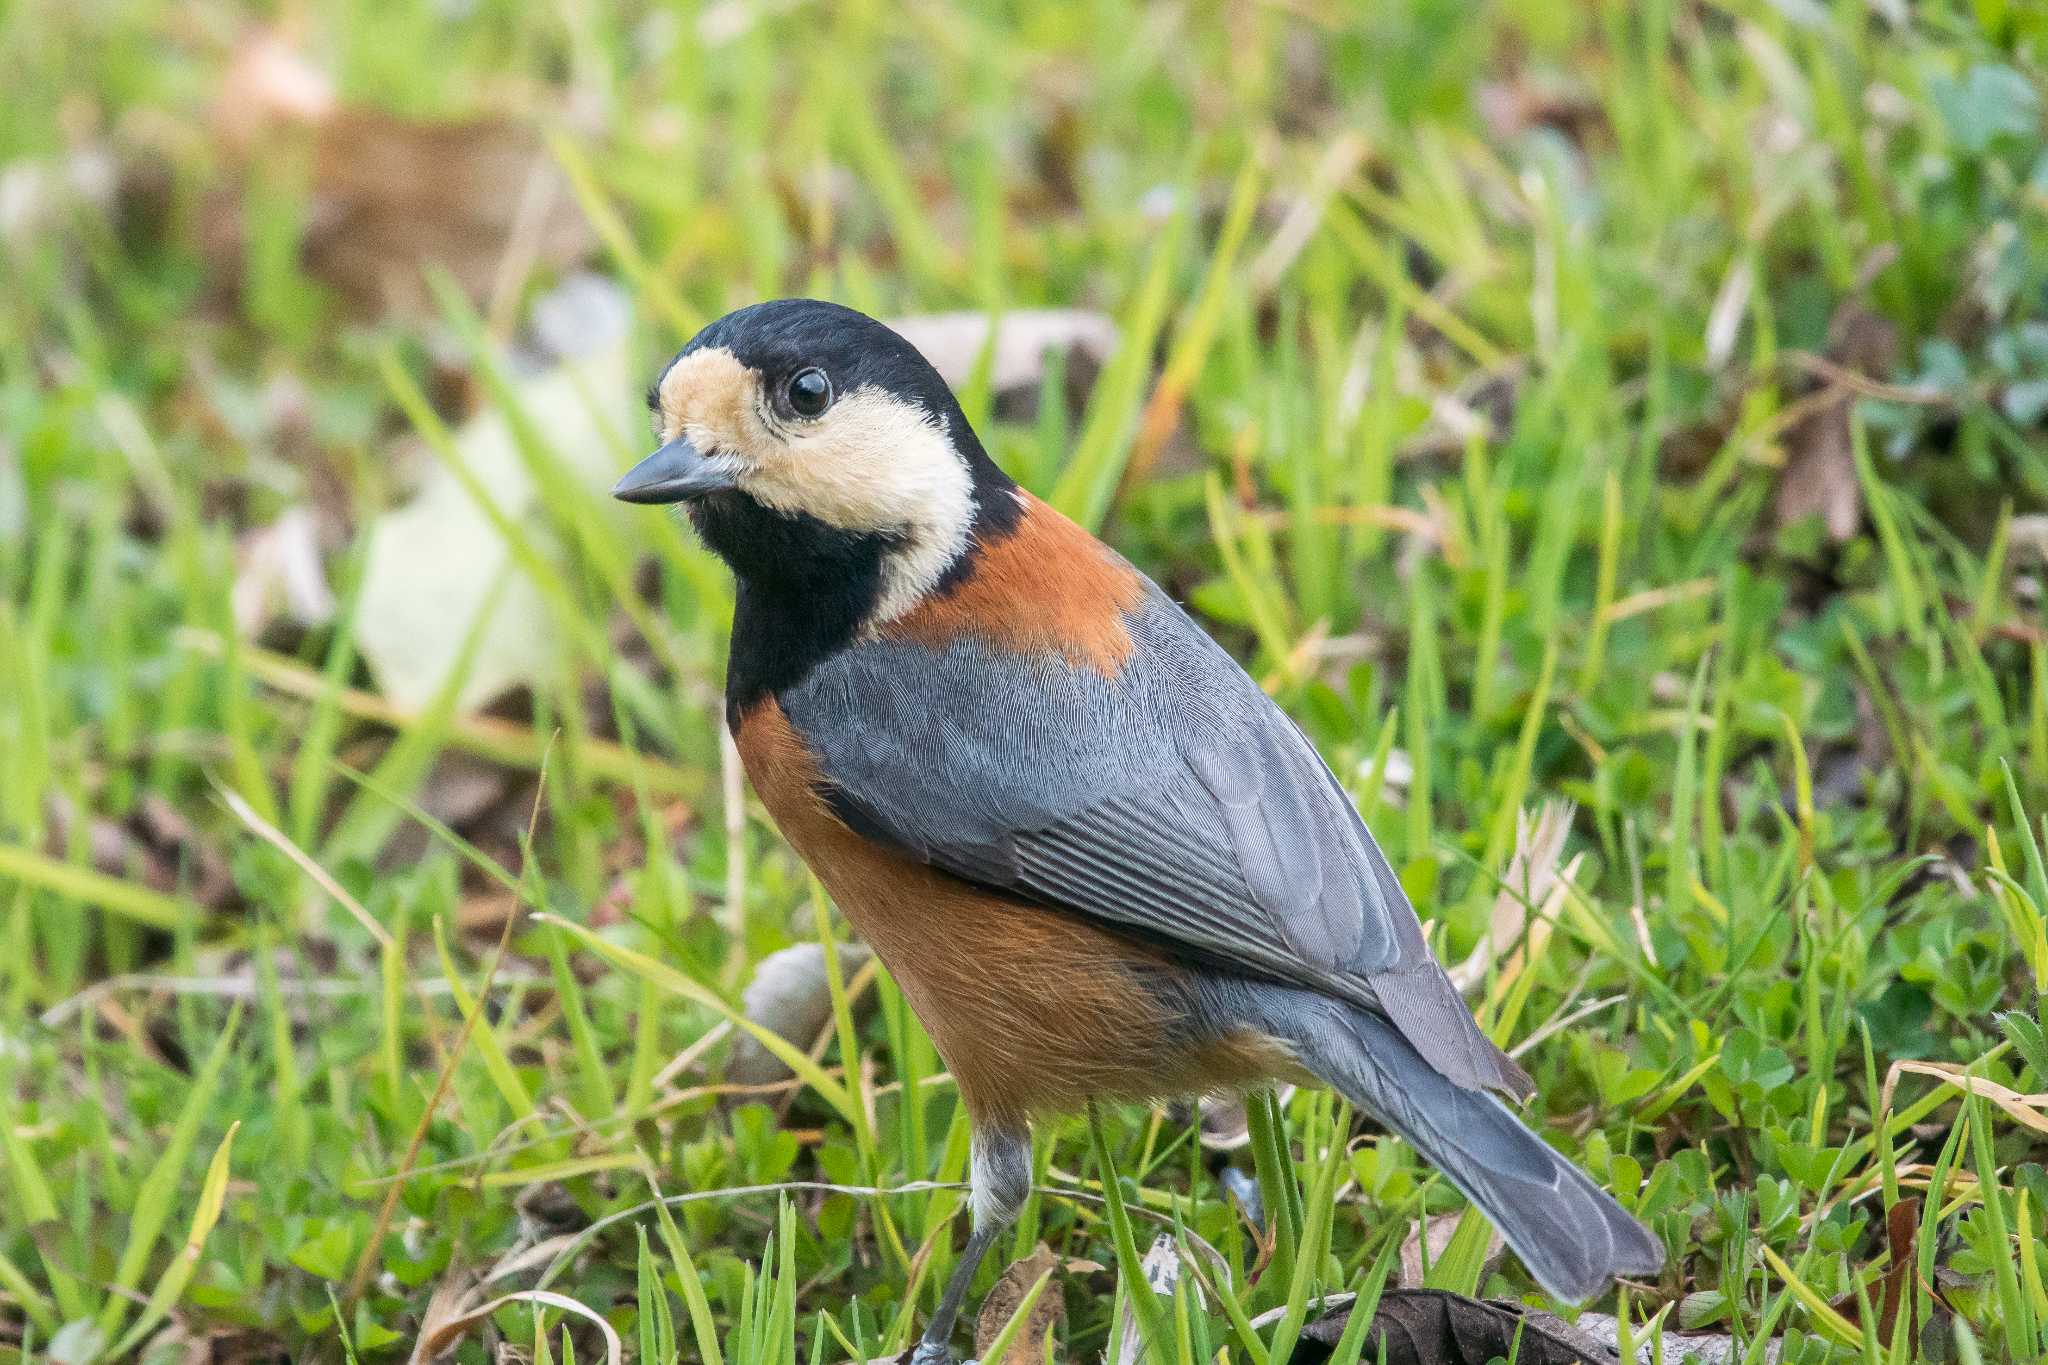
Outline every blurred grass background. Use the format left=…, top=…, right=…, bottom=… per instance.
left=3, top=0, right=2048, bottom=1361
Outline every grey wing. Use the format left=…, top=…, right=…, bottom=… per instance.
left=783, top=588, right=1530, bottom=1096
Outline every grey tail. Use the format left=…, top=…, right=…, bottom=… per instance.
left=1254, top=989, right=1665, bottom=1303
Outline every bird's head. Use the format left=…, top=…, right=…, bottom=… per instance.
left=614, top=299, right=1016, bottom=620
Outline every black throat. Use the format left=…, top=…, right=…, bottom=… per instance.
left=688, top=492, right=898, bottom=724
left=682, top=373, right=1025, bottom=725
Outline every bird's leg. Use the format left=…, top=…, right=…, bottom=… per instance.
left=910, top=1124, right=1030, bottom=1365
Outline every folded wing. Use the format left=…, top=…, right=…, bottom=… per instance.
left=782, top=586, right=1530, bottom=1097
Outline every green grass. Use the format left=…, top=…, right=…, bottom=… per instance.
left=4, top=0, right=2048, bottom=1361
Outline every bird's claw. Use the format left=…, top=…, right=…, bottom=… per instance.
left=906, top=1342, right=973, bottom=1365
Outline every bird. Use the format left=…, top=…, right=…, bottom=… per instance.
left=613, top=298, right=1664, bottom=1363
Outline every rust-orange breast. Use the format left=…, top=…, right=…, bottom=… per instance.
left=732, top=699, right=1291, bottom=1127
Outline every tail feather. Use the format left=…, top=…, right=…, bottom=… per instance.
left=1258, top=990, right=1665, bottom=1303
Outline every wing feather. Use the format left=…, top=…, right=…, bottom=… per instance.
left=787, top=586, right=1530, bottom=1095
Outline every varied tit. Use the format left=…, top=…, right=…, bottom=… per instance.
left=615, top=298, right=1662, bottom=1363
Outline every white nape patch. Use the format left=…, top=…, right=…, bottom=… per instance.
left=655, top=346, right=975, bottom=624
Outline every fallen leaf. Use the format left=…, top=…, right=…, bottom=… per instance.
left=1882, top=1058, right=2048, bottom=1137
left=233, top=505, right=336, bottom=639
left=726, top=941, right=875, bottom=1086
left=1774, top=304, right=1895, bottom=545
left=301, top=112, right=595, bottom=318
left=1830, top=1196, right=1943, bottom=1348
left=1284, top=1291, right=1611, bottom=1365
left=1572, top=1312, right=1779, bottom=1364
left=1398, top=1213, right=1503, bottom=1291
left=353, top=323, right=636, bottom=713
left=210, top=30, right=595, bottom=319
left=407, top=1261, right=479, bottom=1365
left=412, top=1288, right=621, bottom=1364
left=885, top=310, right=1118, bottom=403
left=974, top=1243, right=1065, bottom=1365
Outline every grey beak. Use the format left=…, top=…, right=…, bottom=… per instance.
left=611, top=437, right=734, bottom=504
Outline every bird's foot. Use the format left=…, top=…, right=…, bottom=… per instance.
left=905, top=1340, right=973, bottom=1365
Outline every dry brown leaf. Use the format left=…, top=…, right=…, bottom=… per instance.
left=1773, top=304, right=1895, bottom=545
left=1398, top=1212, right=1503, bottom=1290
left=407, top=1262, right=480, bottom=1365
left=412, top=1288, right=621, bottom=1364
left=974, top=1243, right=1065, bottom=1365
left=1881, top=1058, right=2048, bottom=1136
left=1829, top=1196, right=1948, bottom=1349
left=300, top=112, right=594, bottom=317
left=210, top=30, right=594, bottom=319
left=1288, top=1291, right=1613, bottom=1365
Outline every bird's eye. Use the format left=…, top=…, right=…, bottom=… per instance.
left=785, top=367, right=832, bottom=419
